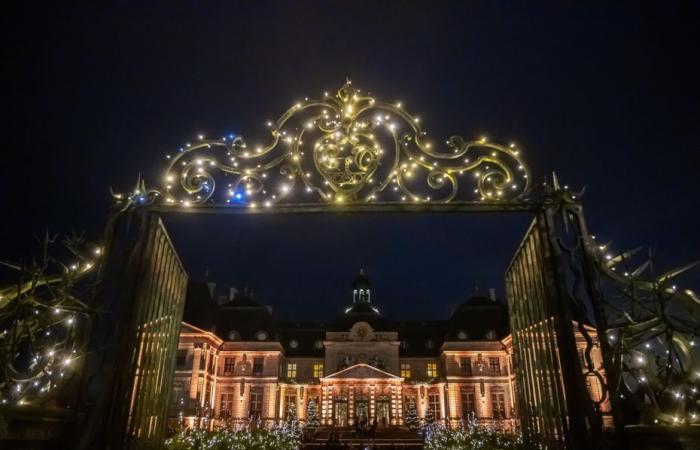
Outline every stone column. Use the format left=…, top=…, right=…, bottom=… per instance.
left=439, top=383, right=447, bottom=425
left=397, top=384, right=403, bottom=425
left=278, top=385, right=285, bottom=420
left=348, top=384, right=355, bottom=425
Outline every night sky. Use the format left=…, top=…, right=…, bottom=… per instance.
left=2, top=2, right=699, bottom=320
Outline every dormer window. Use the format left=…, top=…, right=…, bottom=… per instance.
left=255, top=330, right=269, bottom=341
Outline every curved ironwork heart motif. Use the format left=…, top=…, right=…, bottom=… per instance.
left=114, top=81, right=531, bottom=209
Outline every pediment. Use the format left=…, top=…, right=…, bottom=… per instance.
left=181, top=321, right=209, bottom=334
left=322, top=363, right=401, bottom=380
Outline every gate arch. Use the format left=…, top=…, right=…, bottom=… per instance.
left=73, top=82, right=609, bottom=449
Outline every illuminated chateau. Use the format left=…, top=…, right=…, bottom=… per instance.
left=170, top=271, right=607, bottom=429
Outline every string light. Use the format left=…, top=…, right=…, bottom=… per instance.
left=114, top=81, right=531, bottom=210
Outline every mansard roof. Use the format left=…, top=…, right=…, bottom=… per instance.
left=447, top=295, right=509, bottom=341
left=183, top=279, right=511, bottom=351
left=323, top=363, right=402, bottom=381
left=277, top=321, right=326, bottom=357
left=396, top=320, right=447, bottom=357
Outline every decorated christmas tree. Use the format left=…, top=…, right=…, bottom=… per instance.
left=306, top=399, right=321, bottom=427
left=404, top=399, right=420, bottom=431
left=285, top=403, right=302, bottom=439
left=424, top=407, right=435, bottom=426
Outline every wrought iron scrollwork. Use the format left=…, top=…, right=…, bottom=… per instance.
left=114, top=82, right=531, bottom=209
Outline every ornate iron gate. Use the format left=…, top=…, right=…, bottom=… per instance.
left=506, top=208, right=605, bottom=449
left=0, top=82, right=628, bottom=449
left=125, top=215, right=188, bottom=442
left=76, top=211, right=188, bottom=450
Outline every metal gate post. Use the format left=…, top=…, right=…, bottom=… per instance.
left=73, top=208, right=187, bottom=450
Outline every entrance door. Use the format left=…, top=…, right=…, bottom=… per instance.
left=377, top=399, right=391, bottom=426
left=355, top=399, right=369, bottom=423
left=334, top=401, right=348, bottom=427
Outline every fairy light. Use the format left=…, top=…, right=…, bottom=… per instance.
left=115, top=81, right=531, bottom=211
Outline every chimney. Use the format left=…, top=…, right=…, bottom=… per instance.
left=489, top=288, right=496, bottom=301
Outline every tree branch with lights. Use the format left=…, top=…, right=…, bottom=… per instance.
left=0, top=233, right=101, bottom=409
left=588, top=239, right=700, bottom=425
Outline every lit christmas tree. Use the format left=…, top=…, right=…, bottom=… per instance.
left=404, top=399, right=420, bottom=431
left=306, top=399, right=320, bottom=427
left=285, top=403, right=302, bottom=439
left=424, top=406, right=435, bottom=426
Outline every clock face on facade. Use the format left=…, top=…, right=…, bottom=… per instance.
left=350, top=321, right=373, bottom=341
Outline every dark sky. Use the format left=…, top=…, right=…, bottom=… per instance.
left=2, top=2, right=699, bottom=320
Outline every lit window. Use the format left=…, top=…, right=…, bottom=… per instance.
left=426, top=362, right=438, bottom=378
left=489, top=357, right=500, bottom=374
left=314, top=340, right=324, bottom=350
left=457, top=330, right=469, bottom=340
left=400, top=340, right=408, bottom=350
left=224, top=357, right=236, bottom=374
left=227, top=330, right=240, bottom=341
left=287, top=363, right=297, bottom=379
left=428, top=393, right=440, bottom=419
left=289, top=339, right=299, bottom=349
left=461, top=386, right=475, bottom=416
left=249, top=386, right=264, bottom=418
left=220, top=393, right=234, bottom=418
left=284, top=394, right=296, bottom=418
left=491, top=388, right=506, bottom=419
left=400, top=363, right=411, bottom=378
left=313, top=363, right=324, bottom=378
left=485, top=330, right=497, bottom=340
left=426, top=339, right=435, bottom=350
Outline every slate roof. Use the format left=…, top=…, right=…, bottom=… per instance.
left=183, top=279, right=510, bottom=357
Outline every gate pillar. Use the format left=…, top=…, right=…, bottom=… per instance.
left=506, top=205, right=604, bottom=449
left=74, top=209, right=188, bottom=449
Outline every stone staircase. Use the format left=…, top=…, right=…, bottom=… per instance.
left=302, top=426, right=423, bottom=449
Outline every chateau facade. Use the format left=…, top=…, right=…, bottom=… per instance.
left=170, top=271, right=606, bottom=429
